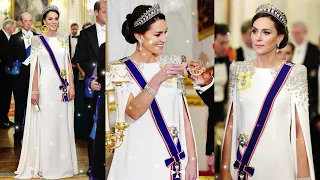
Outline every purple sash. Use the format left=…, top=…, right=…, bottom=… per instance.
left=122, top=57, right=186, bottom=180
left=39, top=35, right=69, bottom=102
left=233, top=62, right=294, bottom=180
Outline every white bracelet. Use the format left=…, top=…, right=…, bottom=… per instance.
left=297, top=178, right=311, bottom=180
left=32, top=91, right=39, bottom=95
left=144, top=84, right=157, bottom=96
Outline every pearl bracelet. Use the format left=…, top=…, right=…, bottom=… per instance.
left=32, top=91, right=39, bottom=95
left=144, top=84, right=157, bottom=96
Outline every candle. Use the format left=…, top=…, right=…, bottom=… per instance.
left=116, top=84, right=124, bottom=123
left=105, top=72, right=110, bottom=131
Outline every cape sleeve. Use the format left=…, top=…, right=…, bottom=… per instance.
left=289, top=64, right=316, bottom=180
left=14, top=35, right=41, bottom=178
left=221, top=62, right=240, bottom=178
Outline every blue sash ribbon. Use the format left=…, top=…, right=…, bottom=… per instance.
left=123, top=58, right=185, bottom=180
left=85, top=67, right=97, bottom=98
left=233, top=62, right=294, bottom=180
left=90, top=93, right=101, bottom=139
left=26, top=45, right=31, bottom=59
left=39, top=35, right=69, bottom=102
left=5, top=45, right=31, bottom=75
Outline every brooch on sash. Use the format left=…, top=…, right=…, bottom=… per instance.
left=58, top=38, right=66, bottom=48
left=171, top=162, right=185, bottom=179
left=238, top=133, right=249, bottom=147
left=60, top=68, right=68, bottom=78
left=169, top=126, right=179, bottom=139
left=237, top=71, right=253, bottom=90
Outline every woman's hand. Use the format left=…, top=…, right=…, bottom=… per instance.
left=90, top=77, right=101, bottom=91
left=185, top=160, right=197, bottom=180
left=31, top=94, right=39, bottom=105
left=155, top=63, right=184, bottom=83
left=68, top=86, right=75, bottom=101
left=220, top=169, right=232, bottom=180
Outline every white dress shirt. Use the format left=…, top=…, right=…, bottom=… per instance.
left=292, top=40, right=308, bottom=65
left=96, top=23, right=106, bottom=47
left=22, top=28, right=33, bottom=48
left=70, top=35, right=78, bottom=58
left=22, top=29, right=33, bottom=65
left=241, top=44, right=256, bottom=61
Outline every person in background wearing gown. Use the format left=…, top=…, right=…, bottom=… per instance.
left=14, top=5, right=78, bottom=179
left=108, top=4, right=198, bottom=180
left=192, top=4, right=315, bottom=180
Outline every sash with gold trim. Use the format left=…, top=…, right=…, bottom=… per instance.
left=233, top=62, right=294, bottom=180
left=122, top=57, right=185, bottom=180
left=39, top=35, right=69, bottom=102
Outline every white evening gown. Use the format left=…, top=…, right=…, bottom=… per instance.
left=223, top=60, right=315, bottom=180
left=108, top=55, right=198, bottom=180
left=15, top=34, right=78, bottom=179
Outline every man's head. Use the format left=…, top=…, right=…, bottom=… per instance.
left=2, top=19, right=16, bottom=35
left=240, top=20, right=253, bottom=48
left=214, top=24, right=230, bottom=57
left=19, top=12, right=32, bottom=31
left=291, top=21, right=307, bottom=45
left=94, top=0, right=106, bottom=26
left=70, top=23, right=79, bottom=36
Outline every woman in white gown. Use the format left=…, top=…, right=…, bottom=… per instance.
left=108, top=4, right=198, bottom=180
left=14, top=5, right=78, bottom=179
left=218, top=4, right=315, bottom=180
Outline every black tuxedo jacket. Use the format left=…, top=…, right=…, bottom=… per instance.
left=0, top=30, right=10, bottom=68
left=68, top=35, right=78, bottom=60
left=78, top=24, right=99, bottom=77
left=6, top=30, right=37, bottom=68
left=303, top=42, right=319, bottom=119
left=7, top=30, right=37, bottom=89
left=236, top=47, right=245, bottom=62
left=91, top=43, right=105, bottom=179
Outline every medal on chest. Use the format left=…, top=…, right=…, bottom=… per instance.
left=237, top=70, right=253, bottom=90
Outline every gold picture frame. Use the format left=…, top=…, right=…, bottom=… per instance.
left=10, top=0, right=53, bottom=27
left=197, top=0, right=214, bottom=40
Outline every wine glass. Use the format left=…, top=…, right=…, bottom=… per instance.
left=187, top=60, right=204, bottom=87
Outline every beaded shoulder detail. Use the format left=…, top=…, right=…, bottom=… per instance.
left=229, top=61, right=308, bottom=109
left=285, top=64, right=309, bottom=109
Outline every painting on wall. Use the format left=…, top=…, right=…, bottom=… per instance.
left=10, top=0, right=53, bottom=27
left=197, top=0, right=214, bottom=40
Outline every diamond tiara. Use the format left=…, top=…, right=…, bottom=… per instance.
left=42, top=4, right=59, bottom=16
left=134, top=4, right=161, bottom=27
left=256, top=4, right=287, bottom=27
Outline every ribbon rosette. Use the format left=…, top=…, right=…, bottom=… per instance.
left=237, top=71, right=253, bottom=90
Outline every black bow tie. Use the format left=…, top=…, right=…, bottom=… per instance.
left=71, top=35, right=78, bottom=38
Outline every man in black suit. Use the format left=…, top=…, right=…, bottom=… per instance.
left=6, top=12, right=37, bottom=146
left=89, top=43, right=106, bottom=180
left=77, top=0, right=106, bottom=175
left=291, top=21, right=320, bottom=179
left=192, top=24, right=231, bottom=174
left=0, top=19, right=16, bottom=129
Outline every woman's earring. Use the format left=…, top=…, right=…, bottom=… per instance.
left=276, top=43, right=280, bottom=53
left=139, top=39, right=143, bottom=51
left=40, top=25, right=48, bottom=33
